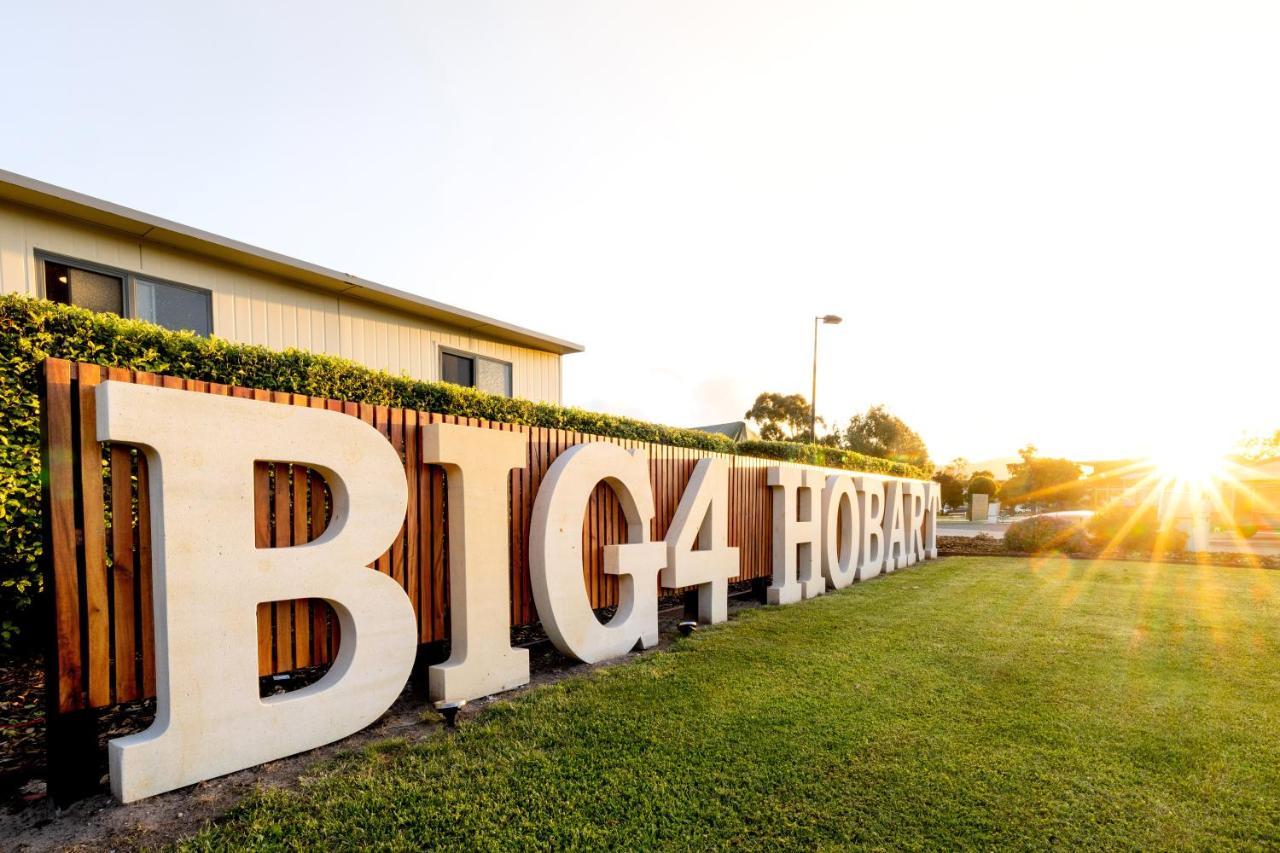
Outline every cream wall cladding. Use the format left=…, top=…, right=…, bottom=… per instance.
left=87, top=388, right=940, bottom=802
left=0, top=198, right=565, bottom=402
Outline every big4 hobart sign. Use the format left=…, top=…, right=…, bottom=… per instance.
left=96, top=381, right=939, bottom=802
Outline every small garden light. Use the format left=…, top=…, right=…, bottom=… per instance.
left=434, top=699, right=466, bottom=728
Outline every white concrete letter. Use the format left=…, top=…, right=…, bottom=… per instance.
left=663, top=458, right=739, bottom=624
left=529, top=443, right=665, bottom=663
left=882, top=479, right=908, bottom=572
left=767, top=466, right=823, bottom=604
left=902, top=481, right=924, bottom=567
left=821, top=475, right=860, bottom=589
left=422, top=423, right=530, bottom=703
left=923, top=481, right=940, bottom=560
left=98, top=381, right=416, bottom=803
left=854, top=476, right=886, bottom=580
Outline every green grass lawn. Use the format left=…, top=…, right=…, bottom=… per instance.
left=184, top=557, right=1280, bottom=850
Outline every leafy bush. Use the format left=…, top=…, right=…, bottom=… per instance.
left=967, top=475, right=998, bottom=497
left=735, top=440, right=926, bottom=479
left=1003, top=516, right=1090, bottom=554
left=0, top=294, right=927, bottom=649
left=1087, top=504, right=1187, bottom=553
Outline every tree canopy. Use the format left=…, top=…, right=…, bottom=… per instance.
left=967, top=475, right=998, bottom=497
left=932, top=458, right=971, bottom=509
left=743, top=392, right=814, bottom=441
left=840, top=404, right=931, bottom=470
left=1238, top=429, right=1280, bottom=462
left=998, top=445, right=1084, bottom=510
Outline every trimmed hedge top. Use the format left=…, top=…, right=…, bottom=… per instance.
left=737, top=440, right=925, bottom=479
left=0, top=294, right=925, bottom=647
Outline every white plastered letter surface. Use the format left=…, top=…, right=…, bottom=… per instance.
left=663, top=458, right=739, bottom=624
left=529, top=442, right=665, bottom=664
left=422, top=422, right=530, bottom=703
left=98, top=381, right=417, bottom=803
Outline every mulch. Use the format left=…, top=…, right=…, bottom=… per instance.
left=0, top=659, right=43, bottom=801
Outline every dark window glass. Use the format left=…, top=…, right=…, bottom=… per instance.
left=136, top=278, right=212, bottom=335
left=46, top=260, right=124, bottom=316
left=441, top=351, right=475, bottom=387
left=45, top=262, right=70, bottom=305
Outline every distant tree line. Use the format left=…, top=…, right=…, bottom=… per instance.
left=743, top=393, right=932, bottom=471
left=933, top=446, right=1085, bottom=513
left=742, top=392, right=1095, bottom=514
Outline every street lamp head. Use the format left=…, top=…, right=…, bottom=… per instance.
left=820, top=314, right=843, bottom=325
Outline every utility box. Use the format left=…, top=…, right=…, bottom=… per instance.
left=968, top=493, right=989, bottom=522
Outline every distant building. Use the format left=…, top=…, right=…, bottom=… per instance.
left=691, top=421, right=759, bottom=442
left=0, top=170, right=582, bottom=403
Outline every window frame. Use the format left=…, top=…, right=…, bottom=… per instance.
left=438, top=345, right=514, bottom=397
left=35, top=249, right=214, bottom=336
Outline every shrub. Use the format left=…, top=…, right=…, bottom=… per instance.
left=735, top=440, right=926, bottom=480
left=1087, top=504, right=1187, bottom=553
left=1003, top=516, right=1090, bottom=554
left=967, top=475, right=998, bottom=497
left=0, top=294, right=927, bottom=649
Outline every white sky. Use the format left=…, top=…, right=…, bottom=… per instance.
left=2, top=1, right=1276, bottom=463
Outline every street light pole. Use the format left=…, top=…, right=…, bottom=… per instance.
left=811, top=314, right=843, bottom=443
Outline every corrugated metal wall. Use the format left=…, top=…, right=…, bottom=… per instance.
left=0, top=199, right=563, bottom=403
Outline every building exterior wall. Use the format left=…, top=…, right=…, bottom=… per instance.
left=0, top=198, right=562, bottom=402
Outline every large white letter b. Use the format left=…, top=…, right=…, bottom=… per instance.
left=98, top=382, right=416, bottom=802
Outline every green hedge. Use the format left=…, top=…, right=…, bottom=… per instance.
left=0, top=294, right=924, bottom=649
left=737, top=440, right=925, bottom=479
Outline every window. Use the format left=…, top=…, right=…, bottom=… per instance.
left=440, top=349, right=513, bottom=397
left=40, top=254, right=212, bottom=335
left=135, top=278, right=212, bottom=335
left=43, top=260, right=124, bottom=316
left=441, top=351, right=475, bottom=387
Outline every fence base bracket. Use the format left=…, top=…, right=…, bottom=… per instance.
left=46, top=707, right=102, bottom=806
left=682, top=590, right=699, bottom=621
left=410, top=641, right=450, bottom=700
left=751, top=577, right=770, bottom=604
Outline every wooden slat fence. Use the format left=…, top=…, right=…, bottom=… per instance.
left=40, top=358, right=797, bottom=715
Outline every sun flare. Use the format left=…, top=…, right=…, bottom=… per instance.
left=1148, top=447, right=1227, bottom=487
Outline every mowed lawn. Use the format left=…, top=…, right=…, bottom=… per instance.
left=185, top=557, right=1280, bottom=850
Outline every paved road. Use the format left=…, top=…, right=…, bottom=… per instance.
left=938, top=520, right=1010, bottom=538
left=1197, top=533, right=1280, bottom=556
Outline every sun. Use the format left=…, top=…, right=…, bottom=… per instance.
left=1147, top=445, right=1228, bottom=488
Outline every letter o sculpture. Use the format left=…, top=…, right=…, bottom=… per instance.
left=822, top=475, right=860, bottom=589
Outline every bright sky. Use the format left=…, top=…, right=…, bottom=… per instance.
left=3, top=1, right=1277, bottom=464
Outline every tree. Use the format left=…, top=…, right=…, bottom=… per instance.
left=932, top=470, right=967, bottom=511
left=841, top=404, right=931, bottom=470
left=998, top=445, right=1083, bottom=511
left=1238, top=429, right=1280, bottom=462
left=744, top=392, right=814, bottom=442
left=932, top=458, right=971, bottom=510
left=967, top=475, right=998, bottom=498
